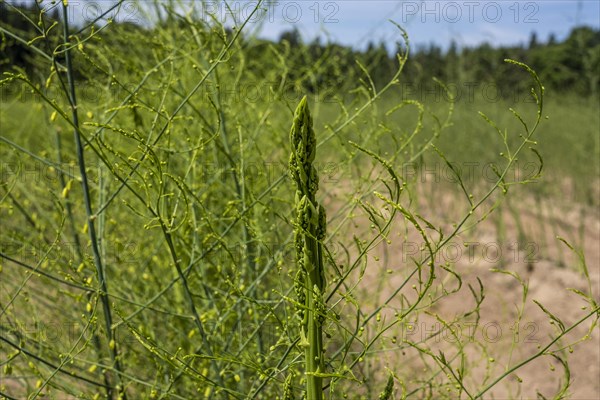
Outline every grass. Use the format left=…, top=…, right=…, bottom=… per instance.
left=0, top=2, right=598, bottom=399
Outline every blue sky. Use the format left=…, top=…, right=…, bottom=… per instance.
left=21, top=1, right=600, bottom=50
left=247, top=1, right=600, bottom=50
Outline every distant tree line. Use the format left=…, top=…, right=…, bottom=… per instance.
left=270, top=26, right=600, bottom=99
left=2, top=1, right=599, bottom=99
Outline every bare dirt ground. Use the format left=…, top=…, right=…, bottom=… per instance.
left=328, top=179, right=600, bottom=399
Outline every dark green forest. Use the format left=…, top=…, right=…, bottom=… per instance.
left=2, top=1, right=599, bottom=99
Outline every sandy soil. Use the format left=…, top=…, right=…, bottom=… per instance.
left=323, top=177, right=599, bottom=399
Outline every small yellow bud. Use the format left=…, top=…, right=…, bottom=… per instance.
left=61, top=179, right=73, bottom=198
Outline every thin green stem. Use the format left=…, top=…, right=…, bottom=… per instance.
left=475, top=307, right=599, bottom=399
left=60, top=3, right=126, bottom=399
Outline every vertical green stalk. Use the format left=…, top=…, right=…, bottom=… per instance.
left=53, top=111, right=114, bottom=393
left=289, top=96, right=326, bottom=399
left=60, top=3, right=126, bottom=398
